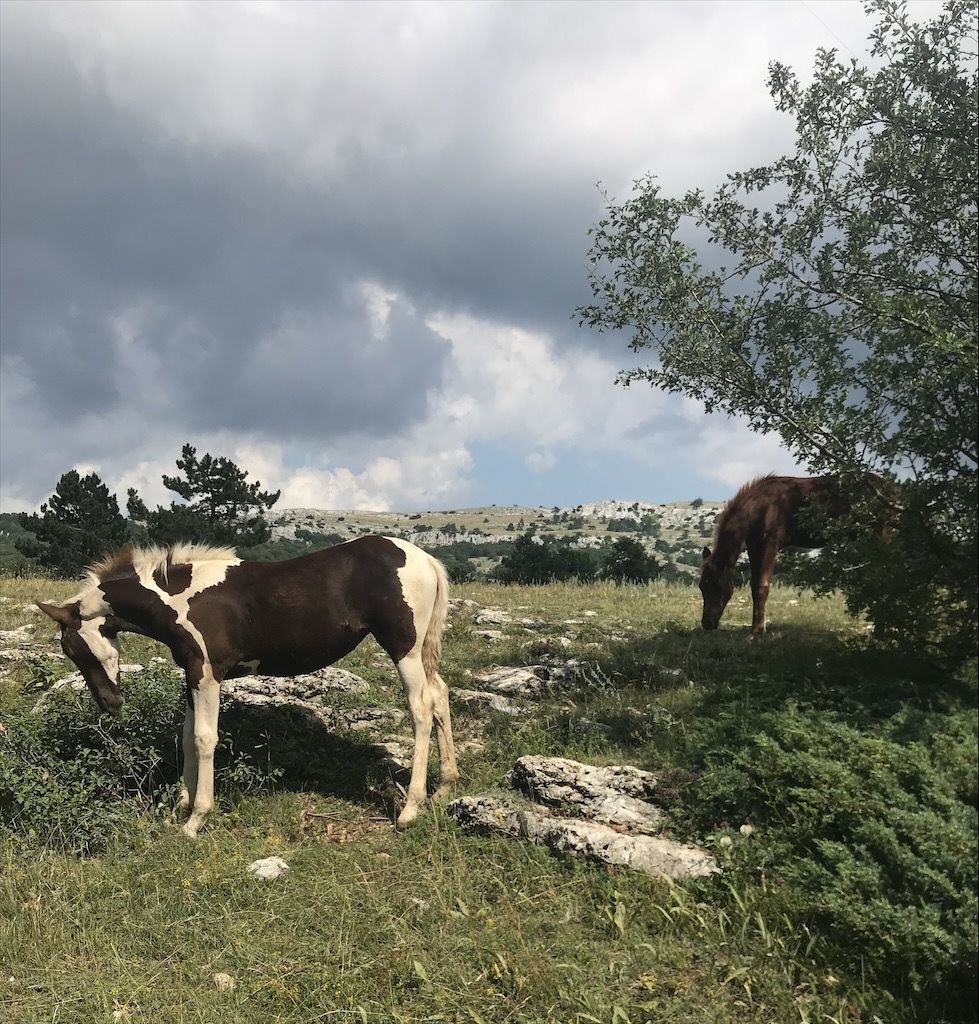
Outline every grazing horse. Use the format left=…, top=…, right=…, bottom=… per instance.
left=699, top=475, right=846, bottom=637
left=37, top=536, right=457, bottom=836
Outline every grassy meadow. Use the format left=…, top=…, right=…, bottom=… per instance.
left=0, top=573, right=975, bottom=1024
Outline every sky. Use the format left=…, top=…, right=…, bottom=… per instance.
left=0, top=0, right=941, bottom=514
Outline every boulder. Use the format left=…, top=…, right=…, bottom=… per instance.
left=247, top=856, right=290, bottom=881
left=510, top=755, right=663, bottom=834
left=450, top=688, right=525, bottom=717
left=218, top=671, right=409, bottom=779
left=448, top=796, right=717, bottom=880
left=470, top=661, right=582, bottom=697
left=474, top=608, right=511, bottom=626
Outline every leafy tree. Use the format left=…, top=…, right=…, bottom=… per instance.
left=494, top=532, right=599, bottom=584
left=17, top=471, right=128, bottom=577
left=578, top=1, right=977, bottom=658
left=599, top=537, right=661, bottom=584
left=127, top=444, right=280, bottom=548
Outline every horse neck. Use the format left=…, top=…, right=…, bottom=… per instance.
left=98, top=576, right=185, bottom=647
left=711, top=506, right=750, bottom=572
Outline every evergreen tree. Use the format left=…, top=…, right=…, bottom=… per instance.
left=127, top=444, right=280, bottom=548
left=17, top=471, right=128, bottom=577
left=599, top=537, right=661, bottom=584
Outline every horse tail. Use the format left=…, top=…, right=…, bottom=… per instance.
left=422, top=552, right=449, bottom=681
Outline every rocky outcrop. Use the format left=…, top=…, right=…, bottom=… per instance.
left=448, top=753, right=716, bottom=879
left=510, top=756, right=663, bottom=834
left=468, top=661, right=582, bottom=696
left=218, top=669, right=410, bottom=774
left=448, top=794, right=717, bottom=879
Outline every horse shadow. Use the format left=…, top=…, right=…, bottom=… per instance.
left=578, top=617, right=973, bottom=748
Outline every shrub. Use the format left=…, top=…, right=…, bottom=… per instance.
left=0, top=664, right=279, bottom=855
left=677, top=696, right=978, bottom=1012
left=494, top=532, right=599, bottom=584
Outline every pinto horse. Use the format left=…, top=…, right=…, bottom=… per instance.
left=699, top=474, right=847, bottom=637
left=37, top=536, right=457, bottom=836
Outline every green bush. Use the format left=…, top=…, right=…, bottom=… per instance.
left=677, top=697, right=978, bottom=1013
left=0, top=664, right=279, bottom=855
left=494, top=533, right=599, bottom=584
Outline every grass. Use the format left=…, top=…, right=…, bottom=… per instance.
left=1, top=575, right=975, bottom=1023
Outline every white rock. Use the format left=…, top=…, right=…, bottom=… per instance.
left=448, top=796, right=717, bottom=879
left=451, top=688, right=524, bottom=716
left=247, top=856, right=290, bottom=881
left=474, top=608, right=512, bottom=626
left=510, top=756, right=663, bottom=834
left=213, top=972, right=237, bottom=992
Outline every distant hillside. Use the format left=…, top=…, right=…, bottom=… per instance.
left=0, top=500, right=726, bottom=581
left=264, top=499, right=723, bottom=579
left=0, top=512, right=34, bottom=574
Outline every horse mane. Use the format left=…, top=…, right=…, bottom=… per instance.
left=86, top=543, right=239, bottom=584
left=710, top=474, right=776, bottom=555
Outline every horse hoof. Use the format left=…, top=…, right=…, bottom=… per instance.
left=396, top=804, right=421, bottom=830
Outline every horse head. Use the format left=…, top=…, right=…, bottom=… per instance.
left=698, top=546, right=734, bottom=630
left=37, top=596, right=125, bottom=714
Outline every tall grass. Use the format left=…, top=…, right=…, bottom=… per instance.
left=1, top=576, right=975, bottom=1023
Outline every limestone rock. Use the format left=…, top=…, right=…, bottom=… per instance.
left=448, top=796, right=717, bottom=879
left=247, top=856, right=290, bottom=881
left=230, top=666, right=369, bottom=697
left=219, top=673, right=407, bottom=775
left=0, top=624, right=36, bottom=645
left=474, top=608, right=511, bottom=626
left=451, top=688, right=524, bottom=716
left=470, top=661, right=582, bottom=697
left=510, top=755, right=663, bottom=834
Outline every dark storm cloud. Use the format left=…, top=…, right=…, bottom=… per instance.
left=0, top=1, right=884, bottom=506
left=0, top=13, right=452, bottom=497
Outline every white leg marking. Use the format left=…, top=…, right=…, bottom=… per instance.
left=175, top=702, right=197, bottom=818
left=430, top=672, right=458, bottom=799
left=182, top=672, right=221, bottom=838
left=395, top=653, right=435, bottom=829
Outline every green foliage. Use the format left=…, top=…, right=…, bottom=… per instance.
left=0, top=664, right=183, bottom=853
left=676, top=693, right=978, bottom=1010
left=0, top=664, right=280, bottom=856
left=439, top=552, right=477, bottom=583
left=127, top=443, right=280, bottom=549
left=494, top=532, right=600, bottom=584
left=578, top=1, right=978, bottom=659
left=0, top=512, right=37, bottom=574
left=16, top=470, right=129, bottom=577
left=598, top=537, right=661, bottom=584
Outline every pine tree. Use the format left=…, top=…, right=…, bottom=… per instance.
left=127, top=444, right=280, bottom=548
left=17, top=471, right=128, bottom=577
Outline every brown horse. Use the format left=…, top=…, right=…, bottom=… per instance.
left=37, top=536, right=457, bottom=836
left=699, top=475, right=845, bottom=636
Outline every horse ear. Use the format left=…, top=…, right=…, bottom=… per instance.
left=36, top=600, right=80, bottom=627
left=702, top=547, right=711, bottom=563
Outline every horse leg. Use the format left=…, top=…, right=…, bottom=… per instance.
left=174, top=701, right=197, bottom=818
left=182, top=670, right=221, bottom=838
left=395, top=652, right=436, bottom=829
left=749, top=543, right=777, bottom=638
left=430, top=671, right=459, bottom=800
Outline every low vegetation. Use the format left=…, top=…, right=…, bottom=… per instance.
left=1, top=573, right=975, bottom=1023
